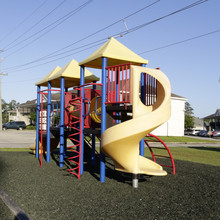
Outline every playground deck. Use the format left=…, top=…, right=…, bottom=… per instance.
left=0, top=151, right=219, bottom=220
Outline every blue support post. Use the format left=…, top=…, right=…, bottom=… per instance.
left=36, top=86, right=40, bottom=158
left=140, top=64, right=147, bottom=156
left=46, top=81, right=51, bottom=162
left=59, top=77, right=65, bottom=167
left=80, top=66, right=85, bottom=175
left=100, top=57, right=107, bottom=182
left=91, top=82, right=96, bottom=165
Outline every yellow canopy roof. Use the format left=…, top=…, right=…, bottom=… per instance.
left=47, top=59, right=99, bottom=88
left=79, top=37, right=148, bottom=69
left=35, top=66, right=61, bottom=86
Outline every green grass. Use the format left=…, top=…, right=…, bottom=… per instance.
left=0, top=148, right=30, bottom=152
left=1, top=144, right=219, bottom=167
left=145, top=146, right=220, bottom=167
left=150, top=136, right=219, bottom=143
left=26, top=125, right=36, bottom=130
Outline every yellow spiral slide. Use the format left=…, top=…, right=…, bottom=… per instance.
left=101, top=65, right=171, bottom=176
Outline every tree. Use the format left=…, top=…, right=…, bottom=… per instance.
left=29, top=112, right=36, bottom=125
left=8, top=100, right=20, bottom=110
left=184, top=102, right=194, bottom=129
left=1, top=99, right=20, bottom=123
left=1, top=99, right=8, bottom=123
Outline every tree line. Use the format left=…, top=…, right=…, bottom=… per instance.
left=2, top=99, right=20, bottom=123
left=185, top=101, right=194, bottom=129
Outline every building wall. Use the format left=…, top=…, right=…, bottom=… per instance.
left=151, top=97, right=186, bottom=136
left=9, top=110, right=30, bottom=125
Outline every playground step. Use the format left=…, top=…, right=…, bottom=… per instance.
left=106, top=105, right=132, bottom=121
left=106, top=105, right=132, bottom=112
left=84, top=128, right=101, bottom=135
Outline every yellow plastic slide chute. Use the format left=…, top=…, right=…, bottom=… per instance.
left=101, top=65, right=171, bottom=176
left=89, top=96, right=102, bottom=123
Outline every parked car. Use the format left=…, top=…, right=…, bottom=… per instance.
left=213, top=131, right=220, bottom=137
left=2, top=121, right=26, bottom=130
left=184, top=129, right=193, bottom=135
left=197, top=130, right=209, bottom=137
left=210, top=130, right=216, bottom=137
left=184, top=129, right=201, bottom=136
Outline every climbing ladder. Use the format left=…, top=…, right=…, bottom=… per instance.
left=66, top=96, right=83, bottom=179
left=145, top=134, right=175, bottom=174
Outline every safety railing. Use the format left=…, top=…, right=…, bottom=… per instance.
left=106, top=63, right=131, bottom=104
left=142, top=73, right=158, bottom=106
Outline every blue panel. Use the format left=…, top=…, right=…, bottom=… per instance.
left=59, top=77, right=65, bottom=167
left=36, top=86, right=40, bottom=158
left=91, top=82, right=96, bottom=166
left=46, top=81, right=51, bottom=162
left=140, top=64, right=147, bottom=156
left=100, top=57, right=107, bottom=182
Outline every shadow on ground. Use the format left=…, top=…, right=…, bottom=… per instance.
left=188, top=146, right=220, bottom=152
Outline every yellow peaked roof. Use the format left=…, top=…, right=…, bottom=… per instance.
left=35, top=66, right=61, bottom=86
left=79, top=37, right=148, bottom=69
left=39, top=59, right=99, bottom=88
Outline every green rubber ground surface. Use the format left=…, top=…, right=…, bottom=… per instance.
left=0, top=198, right=15, bottom=220
left=0, top=151, right=220, bottom=220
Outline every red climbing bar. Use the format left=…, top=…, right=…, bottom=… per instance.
left=145, top=133, right=175, bottom=175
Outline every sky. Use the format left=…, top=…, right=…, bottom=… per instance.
left=0, top=0, right=219, bottom=118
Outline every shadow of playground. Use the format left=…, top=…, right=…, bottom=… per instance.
left=188, top=146, right=220, bottom=152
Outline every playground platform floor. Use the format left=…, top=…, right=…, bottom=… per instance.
left=0, top=150, right=220, bottom=220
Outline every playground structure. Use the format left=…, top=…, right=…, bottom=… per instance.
left=34, top=37, right=175, bottom=187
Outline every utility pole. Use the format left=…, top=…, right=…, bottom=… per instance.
left=0, top=50, right=7, bottom=131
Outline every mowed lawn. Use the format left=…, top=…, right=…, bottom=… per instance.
left=1, top=146, right=220, bottom=167
left=144, top=146, right=220, bottom=167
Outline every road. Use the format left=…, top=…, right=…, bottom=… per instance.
left=0, top=130, right=35, bottom=148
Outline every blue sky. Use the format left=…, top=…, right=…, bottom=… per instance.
left=0, top=0, right=219, bottom=118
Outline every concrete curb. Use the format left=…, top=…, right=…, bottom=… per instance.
left=0, top=188, right=31, bottom=220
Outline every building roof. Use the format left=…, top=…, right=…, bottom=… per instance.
left=203, top=113, right=215, bottom=119
left=79, top=37, right=148, bottom=69
left=170, top=93, right=186, bottom=100
left=203, top=109, right=220, bottom=119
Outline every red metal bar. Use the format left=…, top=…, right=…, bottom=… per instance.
left=66, top=96, right=82, bottom=179
left=40, top=93, right=43, bottom=167
left=114, top=66, right=117, bottom=102
left=147, top=74, right=149, bottom=105
left=128, top=65, right=131, bottom=103
left=122, top=65, right=124, bottom=102
left=145, top=141, right=156, bottom=162
left=150, top=76, right=153, bottom=105
left=145, top=134, right=175, bottom=175
left=111, top=67, right=113, bottom=102
left=125, top=65, right=128, bottom=102
left=118, top=66, right=120, bottom=102
left=107, top=68, right=110, bottom=101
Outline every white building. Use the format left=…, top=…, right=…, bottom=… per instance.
left=152, top=93, right=186, bottom=136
